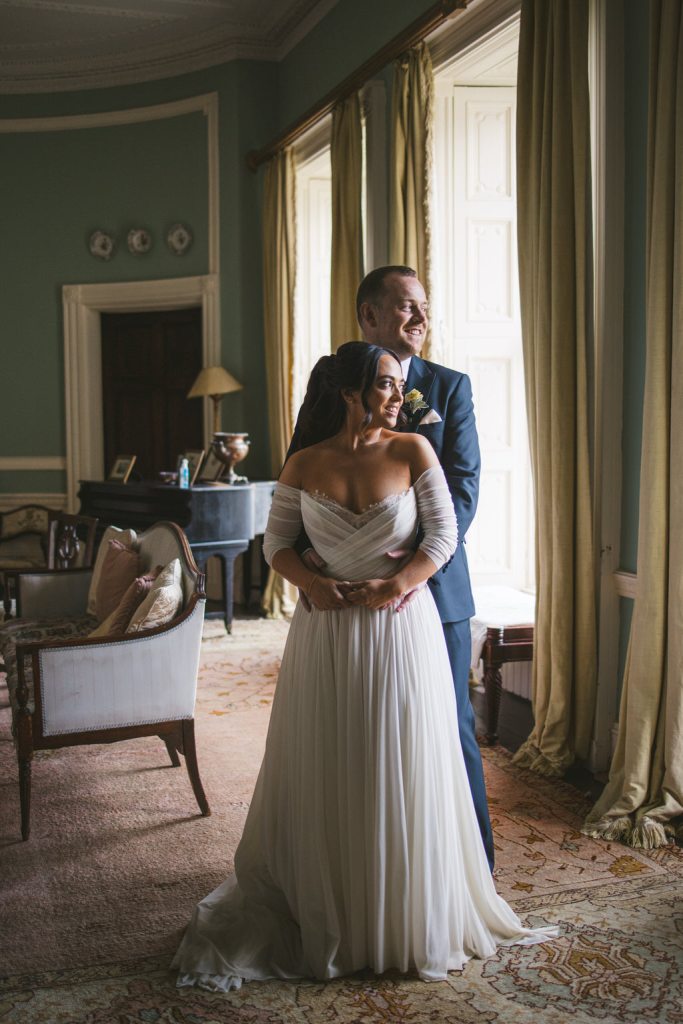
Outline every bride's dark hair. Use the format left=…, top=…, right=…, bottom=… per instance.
left=295, top=340, right=404, bottom=450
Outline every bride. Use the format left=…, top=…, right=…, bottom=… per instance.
left=173, top=341, right=556, bottom=991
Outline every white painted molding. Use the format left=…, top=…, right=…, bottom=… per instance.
left=0, top=93, right=220, bottom=278
left=0, top=457, right=66, bottom=471
left=0, top=93, right=215, bottom=134
left=0, top=493, right=67, bottom=513
left=613, top=571, right=638, bottom=600
left=205, top=94, right=220, bottom=277
left=62, top=275, right=220, bottom=513
left=293, top=116, right=332, bottom=168
left=0, top=2, right=338, bottom=95
left=429, top=0, right=522, bottom=72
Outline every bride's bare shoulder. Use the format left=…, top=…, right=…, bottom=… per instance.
left=279, top=443, right=331, bottom=487
left=386, top=432, right=438, bottom=475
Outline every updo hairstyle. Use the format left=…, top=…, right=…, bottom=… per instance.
left=295, top=341, right=403, bottom=450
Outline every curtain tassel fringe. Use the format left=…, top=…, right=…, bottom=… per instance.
left=581, top=814, right=673, bottom=849
left=512, top=740, right=570, bottom=777
left=511, top=740, right=539, bottom=769
left=630, top=817, right=671, bottom=849
left=581, top=815, right=633, bottom=843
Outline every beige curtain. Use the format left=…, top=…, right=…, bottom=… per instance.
left=389, top=41, right=433, bottom=345
left=513, top=0, right=597, bottom=777
left=584, top=0, right=683, bottom=849
left=331, top=92, right=364, bottom=350
left=261, top=149, right=297, bottom=618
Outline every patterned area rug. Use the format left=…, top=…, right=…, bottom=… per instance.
left=1, top=617, right=681, bottom=1023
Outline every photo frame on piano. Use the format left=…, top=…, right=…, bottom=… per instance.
left=183, top=449, right=205, bottom=486
left=198, top=449, right=225, bottom=483
left=108, top=454, right=136, bottom=483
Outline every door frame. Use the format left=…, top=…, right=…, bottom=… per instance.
left=62, top=274, right=219, bottom=511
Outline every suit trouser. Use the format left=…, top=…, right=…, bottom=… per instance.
left=442, top=618, right=495, bottom=871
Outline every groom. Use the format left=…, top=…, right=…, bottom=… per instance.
left=355, top=266, right=494, bottom=871
left=290, top=265, right=494, bottom=871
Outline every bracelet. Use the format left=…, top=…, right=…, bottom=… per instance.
left=306, top=574, right=320, bottom=599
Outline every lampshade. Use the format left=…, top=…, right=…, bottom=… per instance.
left=187, top=366, right=242, bottom=399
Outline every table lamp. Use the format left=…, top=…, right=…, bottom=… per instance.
left=187, top=366, right=242, bottom=434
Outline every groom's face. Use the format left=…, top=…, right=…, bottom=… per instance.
left=361, top=273, right=430, bottom=360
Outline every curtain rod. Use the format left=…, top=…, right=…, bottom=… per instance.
left=246, top=0, right=467, bottom=171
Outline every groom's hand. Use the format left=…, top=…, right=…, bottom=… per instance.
left=299, top=548, right=327, bottom=612
left=385, top=549, right=425, bottom=612
left=344, top=578, right=403, bottom=610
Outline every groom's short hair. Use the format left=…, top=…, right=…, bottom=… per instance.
left=356, top=266, right=417, bottom=324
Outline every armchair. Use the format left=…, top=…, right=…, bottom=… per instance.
left=1, top=520, right=210, bottom=840
left=0, top=504, right=52, bottom=618
left=2, top=509, right=98, bottom=619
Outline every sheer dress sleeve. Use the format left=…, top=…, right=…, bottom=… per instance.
left=263, top=482, right=304, bottom=567
left=414, top=465, right=458, bottom=572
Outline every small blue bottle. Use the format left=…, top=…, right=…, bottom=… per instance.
left=178, top=457, right=190, bottom=489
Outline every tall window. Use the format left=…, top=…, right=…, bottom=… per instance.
left=432, top=17, right=534, bottom=591
left=293, top=142, right=332, bottom=420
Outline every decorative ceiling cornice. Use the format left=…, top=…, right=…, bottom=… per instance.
left=0, top=0, right=339, bottom=94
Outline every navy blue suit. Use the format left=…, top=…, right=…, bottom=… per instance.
left=403, top=356, right=494, bottom=870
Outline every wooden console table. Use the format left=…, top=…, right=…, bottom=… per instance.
left=481, top=624, right=534, bottom=745
left=471, top=587, right=535, bottom=746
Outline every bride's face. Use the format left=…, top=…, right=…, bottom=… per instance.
left=365, top=354, right=405, bottom=428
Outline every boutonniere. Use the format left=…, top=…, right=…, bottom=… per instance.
left=403, top=388, right=429, bottom=417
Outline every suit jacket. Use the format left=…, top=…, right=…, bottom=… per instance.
left=403, top=355, right=479, bottom=623
left=285, top=354, right=480, bottom=623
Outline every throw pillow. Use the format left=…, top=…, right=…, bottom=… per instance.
left=94, top=539, right=140, bottom=622
left=126, top=558, right=183, bottom=633
left=89, top=566, right=162, bottom=638
left=87, top=527, right=137, bottom=616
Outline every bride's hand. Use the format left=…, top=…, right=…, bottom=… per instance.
left=306, top=575, right=353, bottom=611
left=343, top=578, right=403, bottom=610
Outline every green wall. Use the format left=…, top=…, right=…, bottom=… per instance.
left=275, top=0, right=434, bottom=133
left=0, top=60, right=277, bottom=487
left=1, top=114, right=208, bottom=458
left=0, top=0, right=426, bottom=494
left=617, top=0, right=649, bottom=692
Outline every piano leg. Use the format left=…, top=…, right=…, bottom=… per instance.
left=192, top=542, right=249, bottom=632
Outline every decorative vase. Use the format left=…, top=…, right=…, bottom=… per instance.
left=211, top=432, right=250, bottom=484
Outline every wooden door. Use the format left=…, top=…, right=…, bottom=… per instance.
left=101, top=308, right=203, bottom=481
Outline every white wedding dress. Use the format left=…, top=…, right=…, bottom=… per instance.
left=173, top=466, right=556, bottom=991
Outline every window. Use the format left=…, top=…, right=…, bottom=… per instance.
left=432, top=16, right=534, bottom=591
left=293, top=139, right=332, bottom=421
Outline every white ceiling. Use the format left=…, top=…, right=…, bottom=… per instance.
left=0, top=0, right=339, bottom=94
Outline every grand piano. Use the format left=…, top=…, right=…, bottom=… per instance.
left=78, top=479, right=275, bottom=630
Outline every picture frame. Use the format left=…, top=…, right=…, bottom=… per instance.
left=198, top=449, right=225, bottom=483
left=108, top=454, right=136, bottom=483
left=183, top=449, right=205, bottom=486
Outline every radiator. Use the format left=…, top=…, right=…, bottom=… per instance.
left=472, top=659, right=533, bottom=701
left=501, top=660, right=532, bottom=700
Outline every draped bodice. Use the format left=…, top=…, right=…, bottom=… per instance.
left=301, top=488, right=419, bottom=582
left=263, top=465, right=458, bottom=586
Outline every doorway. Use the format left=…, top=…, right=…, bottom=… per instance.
left=100, top=308, right=203, bottom=481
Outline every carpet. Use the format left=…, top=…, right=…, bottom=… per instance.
left=0, top=617, right=681, bottom=1023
